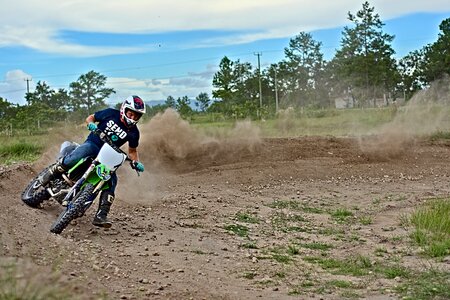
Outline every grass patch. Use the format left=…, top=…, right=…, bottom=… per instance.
left=265, top=247, right=294, bottom=264
left=303, top=255, right=372, bottom=276
left=271, top=253, right=292, bottom=264
left=330, top=208, right=353, bottom=223
left=374, top=247, right=388, bottom=257
left=235, top=211, right=259, bottom=224
left=359, top=215, right=373, bottom=225
left=299, top=242, right=333, bottom=251
left=270, top=212, right=309, bottom=233
left=224, top=224, right=249, bottom=237
left=328, top=279, right=353, bottom=288
left=287, top=244, right=300, bottom=255
left=0, top=261, right=72, bottom=299
left=429, top=130, right=450, bottom=141
left=0, top=141, right=42, bottom=164
left=395, top=268, right=450, bottom=300
left=408, top=198, right=450, bottom=258
left=240, top=242, right=258, bottom=249
left=377, top=264, right=411, bottom=279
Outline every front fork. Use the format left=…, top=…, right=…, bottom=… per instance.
left=62, top=160, right=108, bottom=206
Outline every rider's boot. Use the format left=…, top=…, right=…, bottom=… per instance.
left=92, top=191, right=114, bottom=228
left=39, top=161, right=66, bottom=186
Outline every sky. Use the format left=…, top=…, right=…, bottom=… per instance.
left=1, top=0, right=450, bottom=106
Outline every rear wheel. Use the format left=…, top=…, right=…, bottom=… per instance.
left=50, top=184, right=95, bottom=234
left=21, top=168, right=51, bottom=208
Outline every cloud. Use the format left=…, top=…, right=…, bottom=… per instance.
left=0, top=69, right=32, bottom=104
left=105, top=67, right=213, bottom=104
left=2, top=0, right=449, bottom=56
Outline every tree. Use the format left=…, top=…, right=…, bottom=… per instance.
left=165, top=95, right=176, bottom=109
left=0, top=97, right=15, bottom=128
left=52, top=88, right=71, bottom=111
left=330, top=1, right=398, bottom=107
left=69, top=71, right=115, bottom=114
left=421, top=18, right=450, bottom=83
left=212, top=56, right=235, bottom=102
left=397, top=50, right=425, bottom=100
left=282, top=32, right=329, bottom=108
left=25, top=81, right=54, bottom=107
left=195, top=92, right=211, bottom=112
left=176, top=96, right=193, bottom=118
left=212, top=56, right=257, bottom=116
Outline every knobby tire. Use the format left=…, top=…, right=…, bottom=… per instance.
left=50, top=184, right=95, bottom=234
left=21, top=168, right=51, bottom=208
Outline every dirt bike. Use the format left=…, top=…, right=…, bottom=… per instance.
left=21, top=128, right=139, bottom=234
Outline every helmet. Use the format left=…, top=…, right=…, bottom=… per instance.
left=120, top=95, right=146, bottom=126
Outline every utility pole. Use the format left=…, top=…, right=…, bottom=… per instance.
left=24, top=77, right=32, bottom=94
left=254, top=52, right=263, bottom=111
left=274, top=68, right=279, bottom=113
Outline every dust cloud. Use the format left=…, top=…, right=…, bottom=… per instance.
left=275, top=107, right=296, bottom=134
left=34, top=125, right=87, bottom=171
left=359, top=76, right=450, bottom=160
left=137, top=108, right=261, bottom=165
left=118, top=108, right=262, bottom=204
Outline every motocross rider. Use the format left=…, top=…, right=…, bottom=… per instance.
left=39, top=95, right=146, bottom=228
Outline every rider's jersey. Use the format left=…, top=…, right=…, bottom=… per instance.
left=86, top=108, right=140, bottom=148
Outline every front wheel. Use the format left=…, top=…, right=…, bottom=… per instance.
left=21, top=168, right=51, bottom=208
left=50, top=184, right=96, bottom=234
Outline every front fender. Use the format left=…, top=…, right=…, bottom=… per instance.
left=84, top=164, right=111, bottom=190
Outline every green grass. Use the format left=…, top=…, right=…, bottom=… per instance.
left=224, top=224, right=249, bottom=237
left=377, top=264, right=411, bottom=279
left=240, top=242, right=258, bottom=249
left=258, top=107, right=397, bottom=137
left=303, top=255, right=372, bottom=276
left=235, top=211, right=259, bottom=224
left=0, top=123, right=84, bottom=165
left=330, top=208, right=354, bottom=223
left=328, top=279, right=353, bottom=288
left=299, top=242, right=333, bottom=251
left=429, top=130, right=450, bottom=141
left=408, top=198, right=450, bottom=258
left=0, top=262, right=72, bottom=300
left=395, top=268, right=450, bottom=300
left=359, top=215, right=373, bottom=225
left=287, top=244, right=300, bottom=255
left=0, top=141, right=43, bottom=164
left=242, top=272, right=257, bottom=279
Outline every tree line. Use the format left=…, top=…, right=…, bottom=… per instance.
left=1, top=1, right=449, bottom=132
left=210, top=2, right=450, bottom=118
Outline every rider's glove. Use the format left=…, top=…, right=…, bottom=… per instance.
left=87, top=122, right=97, bottom=132
left=133, top=161, right=145, bottom=172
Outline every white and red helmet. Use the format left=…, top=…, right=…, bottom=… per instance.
left=120, top=95, right=146, bottom=126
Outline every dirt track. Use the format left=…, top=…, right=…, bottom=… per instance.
left=1, top=135, right=450, bottom=299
